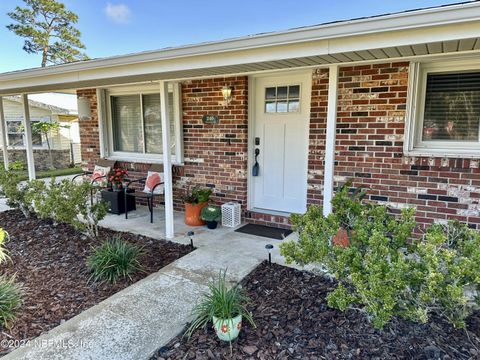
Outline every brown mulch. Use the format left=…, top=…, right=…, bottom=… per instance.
left=152, top=261, right=480, bottom=360
left=0, top=209, right=193, bottom=355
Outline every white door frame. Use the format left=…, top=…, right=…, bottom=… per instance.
left=247, top=69, right=313, bottom=215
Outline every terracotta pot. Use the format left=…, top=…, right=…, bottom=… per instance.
left=184, top=202, right=208, bottom=226
left=333, top=228, right=351, bottom=248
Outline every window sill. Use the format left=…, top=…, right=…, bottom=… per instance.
left=404, top=148, right=480, bottom=159
left=106, top=155, right=183, bottom=166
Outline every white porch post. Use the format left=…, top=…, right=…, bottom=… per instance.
left=160, top=81, right=174, bottom=239
left=323, top=65, right=339, bottom=216
left=0, top=97, right=9, bottom=170
left=21, top=94, right=36, bottom=180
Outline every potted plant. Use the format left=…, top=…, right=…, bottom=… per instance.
left=201, top=205, right=221, bottom=229
left=183, top=186, right=212, bottom=226
left=185, top=270, right=255, bottom=346
left=108, top=167, right=128, bottom=191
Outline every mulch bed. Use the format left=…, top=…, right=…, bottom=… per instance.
left=0, top=209, right=193, bottom=356
left=152, top=261, right=480, bottom=360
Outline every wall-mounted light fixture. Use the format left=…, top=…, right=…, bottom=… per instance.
left=77, top=97, right=92, bottom=121
left=221, top=85, right=233, bottom=107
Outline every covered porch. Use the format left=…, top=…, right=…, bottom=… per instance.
left=0, top=2, right=479, bottom=238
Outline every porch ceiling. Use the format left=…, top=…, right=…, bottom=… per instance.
left=0, top=2, right=479, bottom=95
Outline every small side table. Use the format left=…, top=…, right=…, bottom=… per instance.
left=101, top=189, right=136, bottom=215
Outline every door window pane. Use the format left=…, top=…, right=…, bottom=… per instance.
left=111, top=95, right=143, bottom=152
left=264, top=85, right=301, bottom=113
left=422, top=72, right=480, bottom=142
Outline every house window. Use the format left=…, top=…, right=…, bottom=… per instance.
left=406, top=61, right=480, bottom=157
left=106, top=83, right=182, bottom=163
left=265, top=85, right=300, bottom=113
left=7, top=120, right=44, bottom=147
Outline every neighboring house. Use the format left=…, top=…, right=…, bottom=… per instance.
left=0, top=3, right=479, bottom=237
left=0, top=97, right=81, bottom=169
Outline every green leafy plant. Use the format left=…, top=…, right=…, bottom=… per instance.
left=0, top=275, right=23, bottom=328
left=8, top=160, right=26, bottom=171
left=0, top=169, right=35, bottom=218
left=185, top=269, right=255, bottom=338
left=0, top=228, right=11, bottom=264
left=87, top=237, right=144, bottom=284
left=200, top=205, right=221, bottom=222
left=281, top=184, right=480, bottom=329
left=183, top=186, right=213, bottom=204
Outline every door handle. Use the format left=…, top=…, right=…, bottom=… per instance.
left=252, top=148, right=260, bottom=176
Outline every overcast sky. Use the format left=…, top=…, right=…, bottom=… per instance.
left=0, top=0, right=470, bottom=109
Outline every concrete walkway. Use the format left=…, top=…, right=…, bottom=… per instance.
left=3, top=206, right=295, bottom=360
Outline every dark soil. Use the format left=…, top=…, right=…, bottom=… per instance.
left=152, top=261, right=480, bottom=360
left=0, top=209, right=193, bottom=356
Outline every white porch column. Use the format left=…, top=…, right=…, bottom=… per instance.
left=160, top=81, right=174, bottom=239
left=323, top=65, right=339, bottom=216
left=0, top=97, right=9, bottom=170
left=21, top=94, right=36, bottom=180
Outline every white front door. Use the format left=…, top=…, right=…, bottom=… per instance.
left=251, top=72, right=311, bottom=214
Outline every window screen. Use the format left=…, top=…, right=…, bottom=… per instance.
left=422, top=71, right=480, bottom=142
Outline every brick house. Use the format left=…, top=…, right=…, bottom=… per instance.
left=0, top=3, right=479, bottom=238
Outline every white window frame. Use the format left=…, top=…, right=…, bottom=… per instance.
left=405, top=60, right=480, bottom=158
left=6, top=118, right=49, bottom=149
left=103, top=83, right=183, bottom=164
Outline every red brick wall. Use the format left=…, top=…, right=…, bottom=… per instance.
left=78, top=63, right=480, bottom=230
left=307, top=62, right=480, bottom=230
left=77, top=89, right=101, bottom=169
left=175, top=77, right=249, bottom=211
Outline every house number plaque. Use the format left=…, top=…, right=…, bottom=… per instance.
left=202, top=115, right=219, bottom=124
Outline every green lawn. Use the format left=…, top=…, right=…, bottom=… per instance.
left=14, top=167, right=83, bottom=181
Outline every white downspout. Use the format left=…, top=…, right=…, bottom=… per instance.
left=160, top=81, right=174, bottom=239
left=322, top=65, right=339, bottom=216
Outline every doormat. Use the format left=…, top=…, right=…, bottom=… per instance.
left=235, top=224, right=292, bottom=240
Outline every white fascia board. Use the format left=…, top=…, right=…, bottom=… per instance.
left=0, top=2, right=479, bottom=79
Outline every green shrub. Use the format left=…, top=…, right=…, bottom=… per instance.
left=0, top=170, right=36, bottom=218
left=87, top=237, right=144, bottom=284
left=281, top=183, right=480, bottom=329
left=0, top=275, right=23, bottom=328
left=183, top=186, right=212, bottom=204
left=8, top=160, right=26, bottom=171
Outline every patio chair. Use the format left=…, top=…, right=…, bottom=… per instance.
left=124, top=164, right=165, bottom=223
left=72, top=159, right=117, bottom=204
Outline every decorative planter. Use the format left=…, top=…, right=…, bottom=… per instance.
left=332, top=228, right=351, bottom=248
left=184, top=202, right=208, bottom=226
left=212, top=315, right=242, bottom=342
left=205, top=220, right=218, bottom=229
left=101, top=189, right=136, bottom=215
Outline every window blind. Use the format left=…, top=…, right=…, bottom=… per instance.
left=423, top=71, right=480, bottom=142
left=111, top=95, right=143, bottom=152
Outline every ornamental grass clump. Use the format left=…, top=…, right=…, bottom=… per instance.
left=87, top=237, right=144, bottom=284
left=0, top=228, right=23, bottom=328
left=185, top=269, right=255, bottom=339
left=281, top=181, right=480, bottom=329
left=0, top=275, right=23, bottom=328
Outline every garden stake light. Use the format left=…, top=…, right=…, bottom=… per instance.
left=265, top=244, right=274, bottom=265
left=187, top=231, right=194, bottom=248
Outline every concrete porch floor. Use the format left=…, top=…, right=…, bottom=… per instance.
left=4, top=205, right=298, bottom=360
